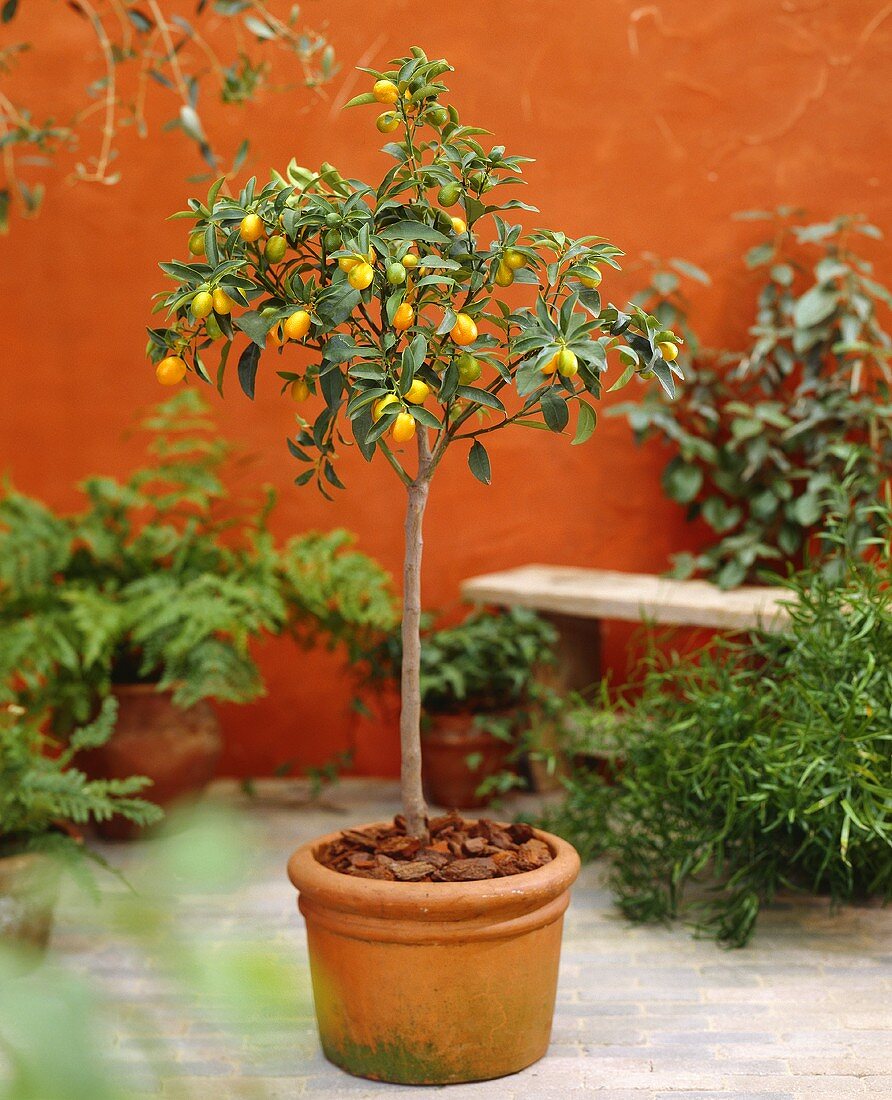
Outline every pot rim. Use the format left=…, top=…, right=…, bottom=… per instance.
left=0, top=850, right=52, bottom=872
left=111, top=682, right=175, bottom=696
left=287, top=821, right=580, bottom=925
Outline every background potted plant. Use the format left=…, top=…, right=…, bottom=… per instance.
left=419, top=607, right=558, bottom=808
left=615, top=211, right=892, bottom=588
left=361, top=606, right=559, bottom=807
left=368, top=607, right=558, bottom=808
left=0, top=392, right=395, bottom=835
left=146, top=47, right=678, bottom=1084
left=0, top=697, right=161, bottom=959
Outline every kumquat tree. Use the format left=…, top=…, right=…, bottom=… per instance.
left=147, top=47, right=682, bottom=841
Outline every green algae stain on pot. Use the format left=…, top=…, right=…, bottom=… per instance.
left=323, top=1034, right=455, bottom=1085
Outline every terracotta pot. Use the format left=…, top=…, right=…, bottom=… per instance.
left=0, top=851, right=60, bottom=959
left=287, top=822, right=580, bottom=1085
left=422, top=712, right=512, bottom=808
left=78, top=685, right=221, bottom=839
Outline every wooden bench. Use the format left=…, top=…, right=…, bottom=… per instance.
left=462, top=564, right=791, bottom=692
left=460, top=565, right=793, bottom=787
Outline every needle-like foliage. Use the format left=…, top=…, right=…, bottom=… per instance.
left=543, top=500, right=892, bottom=946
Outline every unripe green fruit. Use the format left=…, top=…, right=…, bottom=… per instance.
left=426, top=105, right=448, bottom=126
left=456, top=353, right=482, bottom=384
left=495, top=262, right=514, bottom=287
left=325, top=212, right=340, bottom=227
left=265, top=235, right=287, bottom=263
left=376, top=111, right=400, bottom=133
left=437, top=182, right=462, bottom=207
left=387, top=262, right=407, bottom=285
left=205, top=314, right=222, bottom=339
left=323, top=229, right=341, bottom=252
left=188, top=231, right=206, bottom=256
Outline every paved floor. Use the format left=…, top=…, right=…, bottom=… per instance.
left=52, top=779, right=891, bottom=1099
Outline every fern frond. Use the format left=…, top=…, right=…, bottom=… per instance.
left=0, top=490, right=73, bottom=596
left=1, top=701, right=161, bottom=842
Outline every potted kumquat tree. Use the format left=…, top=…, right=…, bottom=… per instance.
left=147, top=47, right=680, bottom=1086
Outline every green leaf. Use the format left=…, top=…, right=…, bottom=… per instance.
left=353, top=411, right=375, bottom=461
left=730, top=417, right=762, bottom=442
left=669, top=258, right=710, bottom=285
left=745, top=243, right=775, bottom=269
left=702, top=497, right=742, bottom=533
left=771, top=263, right=795, bottom=286
left=651, top=359, right=676, bottom=400
left=237, top=343, right=261, bottom=400
left=791, top=494, right=822, bottom=527
left=715, top=558, right=747, bottom=589
left=379, top=220, right=451, bottom=245
left=243, top=14, right=276, bottom=39
left=126, top=6, right=152, bottom=31
left=793, top=286, right=838, bottom=328
left=365, top=408, right=398, bottom=445
left=315, top=282, right=362, bottom=327
left=513, top=418, right=551, bottom=431
left=179, top=105, right=206, bottom=143
left=455, top=386, right=505, bottom=413
left=468, top=441, right=492, bottom=485
left=409, top=406, right=442, bottom=429
left=608, top=363, right=636, bottom=392
left=233, top=310, right=270, bottom=347
left=540, top=389, right=569, bottom=432
left=343, top=92, right=378, bottom=108
left=662, top=458, right=703, bottom=504
left=572, top=401, right=597, bottom=445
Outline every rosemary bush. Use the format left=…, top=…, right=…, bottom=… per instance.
left=543, top=505, right=892, bottom=946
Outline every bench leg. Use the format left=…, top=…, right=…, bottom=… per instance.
left=528, top=613, right=602, bottom=792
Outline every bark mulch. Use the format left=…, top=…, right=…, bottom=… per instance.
left=317, top=811, right=553, bottom=883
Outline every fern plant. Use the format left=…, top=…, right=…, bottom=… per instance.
left=0, top=392, right=396, bottom=732
left=0, top=698, right=162, bottom=860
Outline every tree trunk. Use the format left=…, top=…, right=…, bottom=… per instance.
left=399, top=436, right=432, bottom=841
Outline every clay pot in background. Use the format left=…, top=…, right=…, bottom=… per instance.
left=78, top=684, right=221, bottom=839
left=421, top=713, right=513, bottom=809
left=287, top=822, right=580, bottom=1085
left=0, top=851, right=61, bottom=961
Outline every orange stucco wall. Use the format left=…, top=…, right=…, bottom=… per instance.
left=2, top=2, right=891, bottom=777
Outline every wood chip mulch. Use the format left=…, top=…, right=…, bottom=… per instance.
left=317, top=812, right=553, bottom=883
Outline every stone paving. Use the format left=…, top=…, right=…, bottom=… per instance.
left=52, top=779, right=892, bottom=1099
